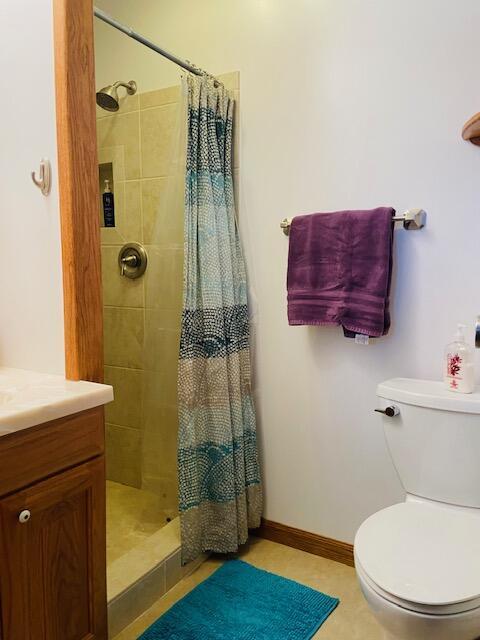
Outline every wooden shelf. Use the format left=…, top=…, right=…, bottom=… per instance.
left=462, top=112, right=480, bottom=146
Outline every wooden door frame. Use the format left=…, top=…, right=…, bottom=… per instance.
left=53, top=0, right=103, bottom=382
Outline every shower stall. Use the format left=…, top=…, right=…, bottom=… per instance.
left=94, top=8, right=245, bottom=634
left=97, top=77, right=183, bottom=565
left=96, top=75, right=190, bottom=636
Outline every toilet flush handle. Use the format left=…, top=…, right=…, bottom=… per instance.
left=374, top=406, right=400, bottom=417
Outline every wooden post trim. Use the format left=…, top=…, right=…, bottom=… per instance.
left=53, top=0, right=103, bottom=382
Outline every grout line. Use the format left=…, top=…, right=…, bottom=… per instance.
left=139, top=101, right=179, bottom=111
left=104, top=364, right=143, bottom=373
left=104, top=304, right=144, bottom=310
left=105, top=421, right=142, bottom=432
left=96, top=100, right=179, bottom=122
left=124, top=176, right=171, bottom=183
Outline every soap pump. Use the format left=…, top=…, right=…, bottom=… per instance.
left=443, top=324, right=475, bottom=393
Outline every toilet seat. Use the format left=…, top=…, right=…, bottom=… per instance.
left=355, top=556, right=480, bottom=615
left=354, top=501, right=480, bottom=615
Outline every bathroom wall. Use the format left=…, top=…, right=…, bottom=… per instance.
left=95, top=0, right=480, bottom=543
left=96, top=86, right=183, bottom=504
left=0, top=0, right=64, bottom=374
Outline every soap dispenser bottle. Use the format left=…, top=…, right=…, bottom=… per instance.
left=102, top=179, right=115, bottom=227
left=444, top=324, right=475, bottom=393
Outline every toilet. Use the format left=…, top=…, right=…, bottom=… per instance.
left=354, top=378, right=480, bottom=640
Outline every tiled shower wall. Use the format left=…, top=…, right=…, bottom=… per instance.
left=96, top=72, right=240, bottom=508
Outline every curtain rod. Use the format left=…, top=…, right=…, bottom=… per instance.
left=93, top=7, right=213, bottom=80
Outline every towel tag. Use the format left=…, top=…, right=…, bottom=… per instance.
left=355, top=334, right=370, bottom=345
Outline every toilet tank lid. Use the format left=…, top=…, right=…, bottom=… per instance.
left=377, top=378, right=480, bottom=413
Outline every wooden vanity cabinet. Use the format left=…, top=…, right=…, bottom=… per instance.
left=0, top=407, right=107, bottom=640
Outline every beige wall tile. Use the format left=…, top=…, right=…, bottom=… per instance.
left=143, top=318, right=180, bottom=375
left=140, top=476, right=178, bottom=512
left=104, top=307, right=144, bottom=368
left=142, top=177, right=183, bottom=246
left=232, top=91, right=240, bottom=170
left=144, top=246, right=183, bottom=310
left=165, top=551, right=182, bottom=592
left=123, top=180, right=143, bottom=242
left=105, top=366, right=143, bottom=429
left=152, top=307, right=183, bottom=332
left=97, top=111, right=141, bottom=180
left=143, top=367, right=178, bottom=410
left=233, top=170, right=240, bottom=213
left=142, top=405, right=178, bottom=478
left=217, top=71, right=240, bottom=91
left=140, top=86, right=180, bottom=109
left=140, top=104, right=178, bottom=178
left=107, top=518, right=181, bottom=615
left=101, top=246, right=144, bottom=308
left=108, top=560, right=166, bottom=638
left=106, top=423, right=142, bottom=488
left=98, top=145, right=125, bottom=181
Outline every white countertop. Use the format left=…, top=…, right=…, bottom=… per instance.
left=0, top=367, right=113, bottom=435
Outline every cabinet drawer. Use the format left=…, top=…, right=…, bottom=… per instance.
left=0, top=407, right=104, bottom=497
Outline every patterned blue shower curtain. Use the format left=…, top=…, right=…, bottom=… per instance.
left=178, top=75, right=262, bottom=563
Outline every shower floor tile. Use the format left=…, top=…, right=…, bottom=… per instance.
left=107, top=480, right=177, bottom=565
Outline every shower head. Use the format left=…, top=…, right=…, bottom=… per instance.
left=96, top=80, right=137, bottom=112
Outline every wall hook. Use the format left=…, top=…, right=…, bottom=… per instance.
left=31, top=158, right=51, bottom=196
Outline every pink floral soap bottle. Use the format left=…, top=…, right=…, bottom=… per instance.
left=444, top=324, right=475, bottom=393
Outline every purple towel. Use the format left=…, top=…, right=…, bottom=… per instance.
left=287, top=207, right=395, bottom=337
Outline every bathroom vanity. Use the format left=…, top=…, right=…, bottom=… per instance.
left=0, top=368, right=112, bottom=640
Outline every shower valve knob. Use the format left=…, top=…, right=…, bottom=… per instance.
left=118, top=243, right=147, bottom=279
left=374, top=406, right=400, bottom=417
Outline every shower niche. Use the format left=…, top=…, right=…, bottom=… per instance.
left=98, top=162, right=115, bottom=228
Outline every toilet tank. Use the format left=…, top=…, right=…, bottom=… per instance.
left=377, top=378, right=480, bottom=508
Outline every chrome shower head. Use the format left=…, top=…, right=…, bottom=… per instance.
left=96, top=80, right=137, bottom=112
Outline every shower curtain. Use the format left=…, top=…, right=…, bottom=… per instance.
left=178, top=75, right=262, bottom=563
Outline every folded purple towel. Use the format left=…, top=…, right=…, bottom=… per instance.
left=287, top=207, right=395, bottom=337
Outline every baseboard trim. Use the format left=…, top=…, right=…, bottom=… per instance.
left=255, top=518, right=354, bottom=567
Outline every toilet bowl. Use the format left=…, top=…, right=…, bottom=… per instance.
left=355, top=500, right=480, bottom=640
left=355, top=378, right=480, bottom=640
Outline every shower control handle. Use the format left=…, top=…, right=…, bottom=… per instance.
left=120, top=254, right=139, bottom=276
left=374, top=406, right=400, bottom=418
left=118, top=243, right=147, bottom=279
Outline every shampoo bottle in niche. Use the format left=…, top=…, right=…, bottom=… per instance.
left=444, top=324, right=475, bottom=393
left=102, top=179, right=115, bottom=227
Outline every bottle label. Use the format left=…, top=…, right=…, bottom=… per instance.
left=103, top=193, right=115, bottom=227
left=447, top=352, right=463, bottom=389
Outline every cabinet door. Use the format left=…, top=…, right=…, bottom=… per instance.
left=0, top=457, right=107, bottom=640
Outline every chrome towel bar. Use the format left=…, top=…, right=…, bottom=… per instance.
left=280, top=208, right=427, bottom=236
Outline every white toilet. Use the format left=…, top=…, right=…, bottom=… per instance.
left=354, top=378, right=480, bottom=640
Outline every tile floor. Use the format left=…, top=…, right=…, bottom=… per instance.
left=107, top=481, right=177, bottom=565
left=112, top=536, right=383, bottom=639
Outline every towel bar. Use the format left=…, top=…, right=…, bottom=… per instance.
left=280, top=208, right=427, bottom=236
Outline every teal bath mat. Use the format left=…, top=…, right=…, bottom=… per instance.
left=138, top=559, right=339, bottom=639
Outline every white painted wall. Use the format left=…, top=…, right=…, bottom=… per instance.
left=95, top=0, right=480, bottom=543
left=0, top=1, right=64, bottom=374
